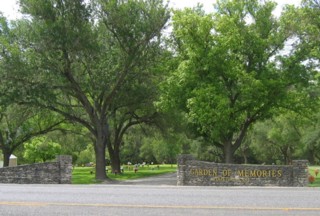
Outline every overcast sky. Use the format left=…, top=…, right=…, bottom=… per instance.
left=169, top=0, right=301, bottom=9
left=0, top=0, right=301, bottom=20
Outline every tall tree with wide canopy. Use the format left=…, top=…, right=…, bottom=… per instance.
left=0, top=15, right=65, bottom=167
left=159, top=0, right=313, bottom=163
left=5, top=0, right=169, bottom=180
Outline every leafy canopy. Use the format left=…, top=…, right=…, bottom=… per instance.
left=159, top=0, right=314, bottom=162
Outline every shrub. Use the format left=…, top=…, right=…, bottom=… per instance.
left=309, top=175, right=315, bottom=184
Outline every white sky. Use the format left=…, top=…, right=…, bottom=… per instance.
left=169, top=0, right=301, bottom=10
left=1, top=0, right=21, bottom=20
left=1, top=0, right=302, bottom=20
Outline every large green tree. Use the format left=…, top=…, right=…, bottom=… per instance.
left=5, top=0, right=169, bottom=180
left=159, top=0, right=313, bottom=163
left=0, top=15, right=64, bottom=167
left=105, top=54, right=165, bottom=172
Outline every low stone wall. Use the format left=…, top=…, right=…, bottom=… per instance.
left=0, top=155, right=72, bottom=184
left=177, top=155, right=309, bottom=187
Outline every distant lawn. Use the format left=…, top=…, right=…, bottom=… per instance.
left=308, top=166, right=320, bottom=187
left=72, top=164, right=177, bottom=184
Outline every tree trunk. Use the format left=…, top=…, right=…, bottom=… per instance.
left=223, top=141, right=234, bottom=164
left=107, top=138, right=121, bottom=174
left=242, top=151, right=248, bottom=164
left=287, top=147, right=293, bottom=165
left=110, top=149, right=121, bottom=174
left=3, top=151, right=11, bottom=167
left=94, top=133, right=107, bottom=180
left=307, top=149, right=315, bottom=165
left=222, top=118, right=252, bottom=164
left=281, top=147, right=289, bottom=165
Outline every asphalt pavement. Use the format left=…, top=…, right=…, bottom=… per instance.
left=121, top=172, right=177, bottom=185
left=1, top=184, right=320, bottom=216
left=1, top=173, right=320, bottom=216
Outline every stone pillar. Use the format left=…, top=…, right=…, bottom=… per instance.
left=292, top=160, right=309, bottom=187
left=177, top=154, right=194, bottom=186
left=57, top=155, right=73, bottom=184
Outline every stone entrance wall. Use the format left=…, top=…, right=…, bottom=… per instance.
left=177, top=155, right=309, bottom=187
left=0, top=155, right=72, bottom=184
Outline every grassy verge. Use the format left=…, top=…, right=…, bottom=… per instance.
left=308, top=166, right=320, bottom=187
left=72, top=164, right=177, bottom=184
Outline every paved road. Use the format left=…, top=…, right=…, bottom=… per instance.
left=1, top=182, right=320, bottom=216
left=121, top=172, right=177, bottom=185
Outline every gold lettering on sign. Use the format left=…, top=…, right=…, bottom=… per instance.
left=237, top=169, right=283, bottom=178
left=262, top=170, right=268, bottom=177
left=237, top=170, right=245, bottom=177
left=190, top=168, right=218, bottom=176
left=191, top=168, right=283, bottom=180
left=250, top=170, right=257, bottom=177
left=222, top=169, right=231, bottom=177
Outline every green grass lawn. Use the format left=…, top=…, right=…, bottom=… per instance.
left=72, top=164, right=177, bottom=184
left=308, top=166, right=320, bottom=187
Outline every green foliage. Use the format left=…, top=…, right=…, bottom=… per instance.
left=76, top=144, right=95, bottom=166
left=299, top=111, right=320, bottom=164
left=120, top=129, right=146, bottom=164
left=139, top=140, right=156, bottom=163
left=120, top=129, right=183, bottom=165
left=246, top=107, right=320, bottom=165
left=8, top=0, right=170, bottom=180
left=189, top=138, right=223, bottom=162
left=2, top=0, right=320, bottom=170
left=144, top=138, right=177, bottom=164
left=0, top=104, right=64, bottom=166
left=24, top=136, right=61, bottom=163
left=159, top=0, right=315, bottom=163
left=139, top=132, right=183, bottom=164
left=47, top=125, right=92, bottom=165
left=249, top=112, right=305, bottom=165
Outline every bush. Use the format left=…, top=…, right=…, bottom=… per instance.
left=309, top=175, right=315, bottom=184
